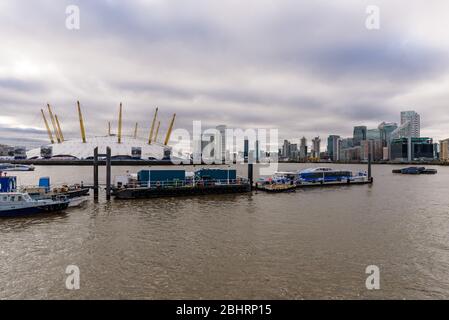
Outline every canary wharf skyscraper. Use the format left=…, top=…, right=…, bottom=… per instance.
left=400, top=110, right=420, bottom=138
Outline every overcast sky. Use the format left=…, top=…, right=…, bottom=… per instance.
left=1, top=0, right=449, bottom=148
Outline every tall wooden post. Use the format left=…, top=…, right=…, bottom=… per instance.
left=118, top=103, right=123, bottom=144
left=244, top=139, right=253, bottom=189
left=368, top=140, right=372, bottom=182
left=106, top=147, right=111, bottom=200
left=94, top=147, right=99, bottom=200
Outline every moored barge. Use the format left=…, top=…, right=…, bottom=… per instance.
left=392, top=167, right=437, bottom=175
left=113, top=168, right=251, bottom=199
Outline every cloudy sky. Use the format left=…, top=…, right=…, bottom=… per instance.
left=1, top=0, right=449, bottom=148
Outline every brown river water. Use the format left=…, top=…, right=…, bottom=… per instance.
left=1, top=163, right=449, bottom=299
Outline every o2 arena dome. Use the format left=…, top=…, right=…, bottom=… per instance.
left=27, top=102, right=178, bottom=161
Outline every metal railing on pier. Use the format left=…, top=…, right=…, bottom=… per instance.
left=116, top=178, right=250, bottom=190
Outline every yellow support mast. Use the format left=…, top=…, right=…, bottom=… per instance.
left=77, top=101, right=87, bottom=143
left=164, top=113, right=176, bottom=146
left=154, top=121, right=161, bottom=143
left=41, top=109, right=54, bottom=144
left=118, top=103, right=123, bottom=144
left=47, top=104, right=61, bottom=143
left=148, top=107, right=158, bottom=144
left=55, top=115, right=64, bottom=142
left=134, top=122, right=138, bottom=139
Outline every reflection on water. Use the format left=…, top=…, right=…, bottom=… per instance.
left=1, top=164, right=449, bottom=299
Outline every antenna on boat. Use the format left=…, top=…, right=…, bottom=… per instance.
left=55, top=114, right=64, bottom=142
left=77, top=101, right=87, bottom=143
left=47, top=104, right=61, bottom=143
left=41, top=109, right=54, bottom=144
left=118, top=102, right=123, bottom=144
left=164, top=113, right=176, bottom=146
left=148, top=107, right=158, bottom=144
left=108, top=121, right=111, bottom=136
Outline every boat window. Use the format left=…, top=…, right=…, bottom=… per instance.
left=17, top=195, right=22, bottom=201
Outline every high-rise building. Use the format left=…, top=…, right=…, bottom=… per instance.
left=339, top=138, right=353, bottom=149
left=201, top=132, right=216, bottom=160
left=382, top=147, right=389, bottom=161
left=400, top=110, right=420, bottom=138
left=282, top=140, right=291, bottom=159
left=312, top=137, right=321, bottom=159
left=300, top=137, right=308, bottom=161
left=353, top=126, right=367, bottom=146
left=366, top=129, right=381, bottom=141
left=0, top=144, right=13, bottom=156
left=390, top=137, right=433, bottom=162
left=378, top=122, right=398, bottom=147
left=440, top=139, right=449, bottom=161
left=327, top=135, right=340, bottom=161
left=360, top=140, right=383, bottom=161
left=216, top=125, right=227, bottom=163
left=290, top=143, right=298, bottom=160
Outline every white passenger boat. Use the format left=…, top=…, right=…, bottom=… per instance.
left=0, top=163, right=35, bottom=172
left=297, top=167, right=368, bottom=184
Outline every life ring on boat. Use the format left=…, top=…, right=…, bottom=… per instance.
left=156, top=181, right=161, bottom=187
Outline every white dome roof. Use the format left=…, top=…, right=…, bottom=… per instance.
left=27, top=135, right=170, bottom=160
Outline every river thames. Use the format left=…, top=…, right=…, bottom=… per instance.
left=1, top=163, right=448, bottom=299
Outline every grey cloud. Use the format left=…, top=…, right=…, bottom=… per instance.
left=1, top=0, right=449, bottom=145
left=0, top=78, right=45, bottom=92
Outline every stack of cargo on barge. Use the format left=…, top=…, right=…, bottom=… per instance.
left=20, top=177, right=90, bottom=200
left=112, top=168, right=251, bottom=199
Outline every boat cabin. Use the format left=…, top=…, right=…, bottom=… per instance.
left=0, top=176, right=17, bottom=193
left=0, top=192, right=33, bottom=204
